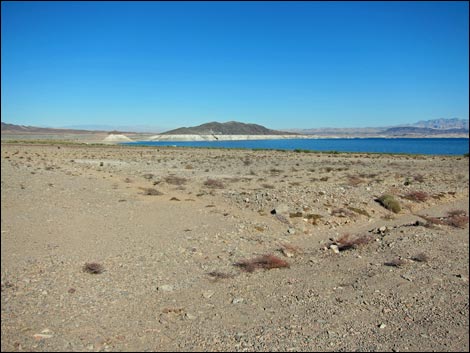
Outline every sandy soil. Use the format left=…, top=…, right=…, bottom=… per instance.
left=1, top=142, right=469, bottom=352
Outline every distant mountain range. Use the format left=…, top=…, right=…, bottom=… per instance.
left=0, top=122, right=108, bottom=134
left=288, top=118, right=469, bottom=136
left=0, top=122, right=135, bottom=135
left=410, top=118, right=468, bottom=130
left=2, top=118, right=468, bottom=137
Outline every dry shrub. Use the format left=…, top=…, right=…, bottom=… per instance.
left=269, top=168, right=283, bottom=175
left=289, top=211, right=304, bottom=218
left=421, top=210, right=468, bottom=229
left=385, top=258, right=407, bottom=267
left=377, top=194, right=401, bottom=213
left=164, top=175, right=187, bottom=185
left=447, top=210, right=466, bottom=217
left=403, top=191, right=429, bottom=202
left=331, top=208, right=356, bottom=218
left=234, top=254, right=290, bottom=273
left=347, top=206, right=370, bottom=217
left=204, top=179, right=225, bottom=189
left=414, top=174, right=425, bottom=183
left=279, top=243, right=303, bottom=255
left=305, top=214, right=323, bottom=225
left=333, top=234, right=373, bottom=251
left=140, top=187, right=163, bottom=196
left=207, top=271, right=235, bottom=280
left=83, top=262, right=104, bottom=274
left=445, top=211, right=469, bottom=228
left=411, top=253, right=429, bottom=262
left=347, top=175, right=365, bottom=186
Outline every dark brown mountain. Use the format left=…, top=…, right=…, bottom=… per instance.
left=162, top=121, right=296, bottom=135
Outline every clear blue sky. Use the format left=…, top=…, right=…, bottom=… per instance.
left=1, top=1, right=468, bottom=131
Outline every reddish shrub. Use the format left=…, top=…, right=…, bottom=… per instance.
left=234, top=254, right=290, bottom=273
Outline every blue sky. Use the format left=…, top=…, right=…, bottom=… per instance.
left=1, top=1, right=468, bottom=131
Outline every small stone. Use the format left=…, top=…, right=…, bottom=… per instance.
left=271, top=204, right=289, bottom=215
left=202, top=290, right=215, bottom=299
left=281, top=248, right=295, bottom=258
left=379, top=323, right=387, bottom=329
left=185, top=313, right=196, bottom=320
left=232, top=298, right=244, bottom=304
left=158, top=285, right=173, bottom=292
left=287, top=228, right=296, bottom=235
left=329, top=244, right=340, bottom=254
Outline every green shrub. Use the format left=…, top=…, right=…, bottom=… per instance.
left=377, top=194, right=401, bottom=213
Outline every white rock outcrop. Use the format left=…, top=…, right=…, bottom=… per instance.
left=103, top=134, right=133, bottom=142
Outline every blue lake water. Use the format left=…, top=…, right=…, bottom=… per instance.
left=122, top=138, right=469, bottom=155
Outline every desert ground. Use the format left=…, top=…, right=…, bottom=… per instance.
left=1, top=141, right=469, bottom=352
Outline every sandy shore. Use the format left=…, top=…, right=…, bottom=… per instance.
left=1, top=142, right=469, bottom=351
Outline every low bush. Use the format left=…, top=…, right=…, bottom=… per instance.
left=377, top=194, right=401, bottom=213
left=234, top=254, right=290, bottom=272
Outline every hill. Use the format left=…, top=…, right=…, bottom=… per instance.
left=162, top=121, right=296, bottom=135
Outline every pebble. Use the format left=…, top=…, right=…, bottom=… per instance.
left=203, top=290, right=215, bottom=299
left=185, top=313, right=196, bottom=320
left=232, top=298, right=244, bottom=304
left=329, top=244, right=340, bottom=254
left=158, top=285, right=174, bottom=292
left=282, top=248, right=295, bottom=258
left=379, top=323, right=387, bottom=329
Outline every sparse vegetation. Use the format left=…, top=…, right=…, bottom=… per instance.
left=420, top=210, right=468, bottom=229
left=83, top=262, right=104, bottom=274
left=377, top=194, right=401, bottom=213
left=332, top=233, right=373, bottom=251
left=207, top=271, right=235, bottom=280
left=347, top=206, right=370, bottom=217
left=234, top=254, right=290, bottom=272
left=164, top=175, right=188, bottom=185
left=346, top=175, right=365, bottom=186
left=203, top=178, right=225, bottom=189
left=411, top=253, right=429, bottom=262
left=331, top=208, right=356, bottom=218
left=385, top=258, right=407, bottom=267
left=403, top=191, right=429, bottom=202
left=140, top=187, right=163, bottom=196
